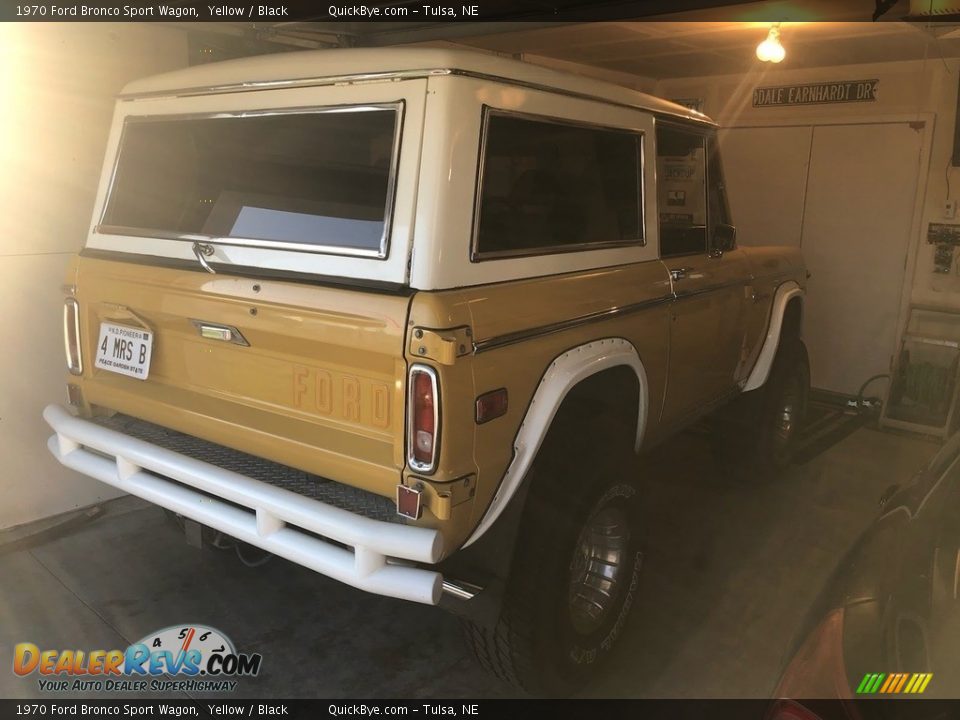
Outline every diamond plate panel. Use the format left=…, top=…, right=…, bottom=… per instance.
left=91, top=414, right=404, bottom=525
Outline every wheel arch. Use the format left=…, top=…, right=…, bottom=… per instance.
left=462, top=337, right=648, bottom=548
left=742, top=281, right=805, bottom=393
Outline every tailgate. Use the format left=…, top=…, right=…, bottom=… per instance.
left=72, top=256, right=410, bottom=498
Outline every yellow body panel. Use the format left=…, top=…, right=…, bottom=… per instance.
left=417, top=262, right=674, bottom=544
left=67, top=245, right=804, bottom=556
left=72, top=256, right=409, bottom=498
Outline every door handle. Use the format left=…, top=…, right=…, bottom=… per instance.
left=670, top=267, right=694, bottom=281
left=192, top=241, right=217, bottom=274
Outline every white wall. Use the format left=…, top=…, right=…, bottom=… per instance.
left=0, top=23, right=188, bottom=530
left=656, top=57, right=960, bottom=314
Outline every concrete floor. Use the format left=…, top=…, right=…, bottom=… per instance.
left=0, top=426, right=940, bottom=699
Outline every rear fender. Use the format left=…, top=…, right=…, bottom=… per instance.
left=463, top=337, right=648, bottom=549
left=439, top=338, right=648, bottom=624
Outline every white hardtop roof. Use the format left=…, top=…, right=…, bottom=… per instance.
left=120, top=47, right=712, bottom=124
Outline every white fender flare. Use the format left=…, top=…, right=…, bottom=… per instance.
left=741, top=281, right=804, bottom=393
left=462, top=338, right=648, bottom=548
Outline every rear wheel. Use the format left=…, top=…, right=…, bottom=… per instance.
left=463, top=417, right=645, bottom=696
left=714, top=336, right=810, bottom=476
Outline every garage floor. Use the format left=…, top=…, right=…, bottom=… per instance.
left=0, top=425, right=940, bottom=699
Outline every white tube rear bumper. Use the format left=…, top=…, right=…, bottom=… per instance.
left=43, top=404, right=444, bottom=605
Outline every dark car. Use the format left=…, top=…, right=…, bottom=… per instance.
left=769, top=432, right=960, bottom=719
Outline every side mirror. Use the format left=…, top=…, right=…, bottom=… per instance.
left=712, top=223, right=737, bottom=253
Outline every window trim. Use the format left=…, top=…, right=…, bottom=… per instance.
left=94, top=102, right=405, bottom=261
left=470, top=106, right=647, bottom=262
left=706, top=132, right=735, bottom=245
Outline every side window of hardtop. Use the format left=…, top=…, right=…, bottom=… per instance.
left=472, top=109, right=645, bottom=260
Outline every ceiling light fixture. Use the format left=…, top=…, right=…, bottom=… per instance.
left=756, top=24, right=786, bottom=63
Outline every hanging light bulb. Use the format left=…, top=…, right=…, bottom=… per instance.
left=756, top=24, right=786, bottom=63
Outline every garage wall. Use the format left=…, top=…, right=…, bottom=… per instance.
left=0, top=24, right=188, bottom=531
left=657, top=56, right=960, bottom=312
left=521, top=52, right=657, bottom=93
left=656, top=58, right=960, bottom=393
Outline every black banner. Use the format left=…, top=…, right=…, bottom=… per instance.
left=1, top=699, right=959, bottom=720
left=0, top=0, right=894, bottom=23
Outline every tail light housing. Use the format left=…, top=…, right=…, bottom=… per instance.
left=63, top=298, right=82, bottom=375
left=407, top=364, right=439, bottom=474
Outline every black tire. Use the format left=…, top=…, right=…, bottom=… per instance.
left=757, top=336, right=810, bottom=470
left=713, top=336, right=810, bottom=477
left=463, top=416, right=645, bottom=697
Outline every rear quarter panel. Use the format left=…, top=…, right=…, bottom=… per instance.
left=407, top=261, right=672, bottom=551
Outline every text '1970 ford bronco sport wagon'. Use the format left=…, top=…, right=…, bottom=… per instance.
left=44, top=48, right=808, bottom=695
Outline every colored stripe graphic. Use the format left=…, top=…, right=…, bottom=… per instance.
left=893, top=673, right=909, bottom=693
left=908, top=673, right=930, bottom=693
left=856, top=672, right=933, bottom=694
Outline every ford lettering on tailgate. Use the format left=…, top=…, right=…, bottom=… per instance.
left=292, top=365, right=391, bottom=429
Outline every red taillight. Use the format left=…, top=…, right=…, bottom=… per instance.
left=408, top=365, right=439, bottom=473
left=413, top=372, right=434, bottom=458
left=63, top=298, right=82, bottom=376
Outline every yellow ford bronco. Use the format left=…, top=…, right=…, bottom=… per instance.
left=45, top=48, right=808, bottom=695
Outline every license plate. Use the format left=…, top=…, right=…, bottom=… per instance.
left=94, top=322, right=153, bottom=380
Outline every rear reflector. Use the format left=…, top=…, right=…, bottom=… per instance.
left=407, top=365, right=439, bottom=474
left=396, top=483, right=423, bottom=520
left=63, top=298, right=82, bottom=376
left=476, top=388, right=508, bottom=424
left=66, top=383, right=83, bottom=407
